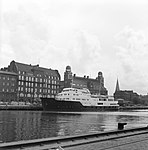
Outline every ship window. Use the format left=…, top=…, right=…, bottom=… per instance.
left=98, top=103, right=103, bottom=105
left=64, top=89, right=71, bottom=92
left=108, top=99, right=113, bottom=101
left=110, top=103, right=117, bottom=105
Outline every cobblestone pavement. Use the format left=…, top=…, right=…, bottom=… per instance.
left=64, top=133, right=148, bottom=150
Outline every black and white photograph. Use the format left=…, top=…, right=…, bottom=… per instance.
left=0, top=0, right=148, bottom=149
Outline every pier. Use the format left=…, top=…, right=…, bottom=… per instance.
left=120, top=106, right=148, bottom=110
left=1, top=126, right=148, bottom=150
left=0, top=105, right=43, bottom=111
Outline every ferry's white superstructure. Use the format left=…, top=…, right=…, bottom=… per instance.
left=41, top=88, right=119, bottom=112
left=56, top=88, right=119, bottom=107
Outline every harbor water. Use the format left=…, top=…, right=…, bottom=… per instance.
left=1, top=110, right=148, bottom=143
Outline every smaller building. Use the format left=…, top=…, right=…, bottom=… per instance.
left=0, top=70, right=18, bottom=103
left=139, top=95, right=148, bottom=106
left=114, top=79, right=139, bottom=105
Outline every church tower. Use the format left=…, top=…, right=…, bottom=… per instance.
left=115, top=78, right=120, bottom=92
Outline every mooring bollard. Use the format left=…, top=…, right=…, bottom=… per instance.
left=118, top=123, right=127, bottom=130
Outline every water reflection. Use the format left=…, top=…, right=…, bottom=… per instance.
left=0, top=111, right=42, bottom=142
left=0, top=110, right=148, bottom=142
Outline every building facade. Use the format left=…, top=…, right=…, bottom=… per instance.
left=63, top=66, right=108, bottom=95
left=0, top=60, right=61, bottom=103
left=0, top=70, right=18, bottom=103
left=114, top=79, right=139, bottom=105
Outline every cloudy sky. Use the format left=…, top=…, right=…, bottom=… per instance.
left=1, top=0, right=148, bottom=95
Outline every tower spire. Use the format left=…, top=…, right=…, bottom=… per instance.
left=115, top=78, right=120, bottom=92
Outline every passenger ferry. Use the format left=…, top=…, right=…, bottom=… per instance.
left=41, top=88, right=119, bottom=112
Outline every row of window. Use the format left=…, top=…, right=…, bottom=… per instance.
left=18, top=81, right=58, bottom=87
left=1, top=75, right=59, bottom=82
left=19, top=91, right=57, bottom=97
left=1, top=82, right=15, bottom=86
left=36, top=74, right=59, bottom=80
left=1, top=83, right=59, bottom=91
left=18, top=71, right=59, bottom=80
left=19, top=75, right=59, bottom=84
left=18, top=86, right=58, bottom=94
left=59, top=93, right=79, bottom=96
left=0, top=89, right=15, bottom=92
left=19, top=76, right=34, bottom=81
left=0, top=76, right=16, bottom=81
left=18, top=84, right=59, bottom=90
left=74, top=84, right=87, bottom=87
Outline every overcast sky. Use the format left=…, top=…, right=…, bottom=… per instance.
left=1, top=0, right=148, bottom=95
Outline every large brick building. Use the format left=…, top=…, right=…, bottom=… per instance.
left=0, top=60, right=61, bottom=103
left=0, top=70, right=18, bottom=103
left=63, top=66, right=108, bottom=95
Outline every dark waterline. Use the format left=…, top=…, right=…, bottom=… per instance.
left=0, top=110, right=148, bottom=143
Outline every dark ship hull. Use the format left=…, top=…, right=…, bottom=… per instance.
left=41, top=98, right=119, bottom=112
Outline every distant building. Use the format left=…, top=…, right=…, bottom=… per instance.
left=114, top=79, right=139, bottom=105
left=1, top=60, right=61, bottom=103
left=63, top=66, right=108, bottom=95
left=139, top=95, right=148, bottom=105
left=0, top=70, right=18, bottom=103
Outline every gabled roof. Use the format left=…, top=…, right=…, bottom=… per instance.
left=73, top=76, right=100, bottom=85
left=15, top=62, right=33, bottom=73
left=14, top=61, right=60, bottom=77
left=33, top=66, right=60, bottom=77
left=73, top=77, right=87, bottom=85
